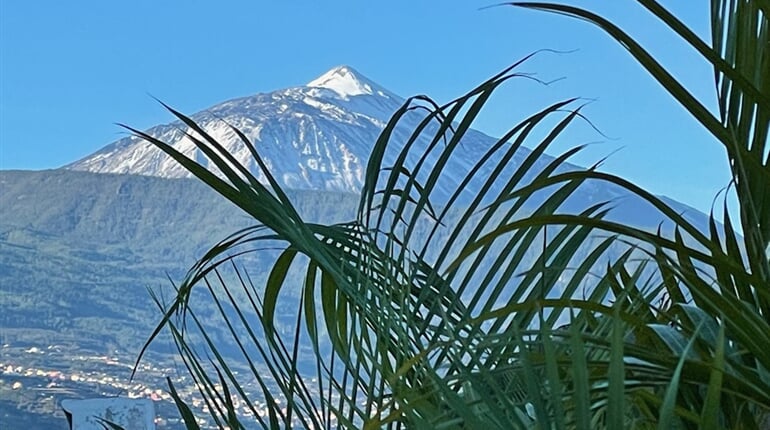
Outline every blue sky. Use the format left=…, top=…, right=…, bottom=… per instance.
left=0, top=1, right=729, bottom=215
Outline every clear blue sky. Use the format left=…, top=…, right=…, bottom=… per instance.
left=0, top=1, right=729, bottom=215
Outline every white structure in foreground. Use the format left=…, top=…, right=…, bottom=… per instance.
left=61, top=398, right=155, bottom=430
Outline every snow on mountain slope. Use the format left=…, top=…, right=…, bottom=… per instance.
left=67, top=66, right=420, bottom=193
left=66, top=65, right=711, bottom=232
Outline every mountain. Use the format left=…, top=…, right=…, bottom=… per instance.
left=66, top=64, right=713, bottom=232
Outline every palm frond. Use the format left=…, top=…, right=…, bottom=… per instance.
left=128, top=1, right=770, bottom=428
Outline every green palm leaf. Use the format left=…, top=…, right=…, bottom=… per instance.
left=127, top=1, right=769, bottom=428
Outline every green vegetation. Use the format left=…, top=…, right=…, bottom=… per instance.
left=0, top=170, right=359, bottom=355
left=138, top=1, right=768, bottom=428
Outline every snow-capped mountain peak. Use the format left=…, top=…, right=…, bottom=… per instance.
left=307, top=65, right=384, bottom=98
left=65, top=64, right=711, bottom=233
left=66, top=65, right=412, bottom=193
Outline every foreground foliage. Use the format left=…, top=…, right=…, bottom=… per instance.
left=133, top=1, right=768, bottom=428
